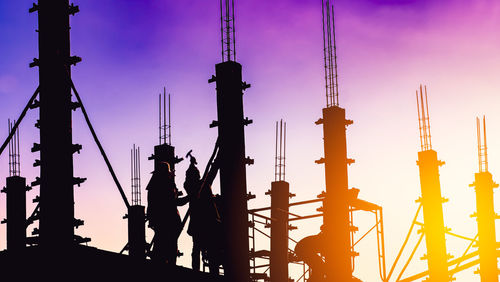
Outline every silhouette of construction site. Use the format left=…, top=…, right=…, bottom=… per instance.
left=0, top=0, right=498, bottom=281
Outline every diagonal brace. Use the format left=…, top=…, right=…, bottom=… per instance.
left=0, top=87, right=40, bottom=158
left=67, top=79, right=130, bottom=209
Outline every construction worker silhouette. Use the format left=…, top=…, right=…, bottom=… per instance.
left=294, top=226, right=363, bottom=282
left=146, top=161, right=187, bottom=264
left=294, top=227, right=327, bottom=282
left=184, top=155, right=203, bottom=270
left=184, top=152, right=222, bottom=273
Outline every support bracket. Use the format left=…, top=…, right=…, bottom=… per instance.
left=31, top=143, right=40, bottom=153
left=31, top=177, right=41, bottom=187
left=68, top=56, right=82, bottom=66
left=29, top=3, right=39, bottom=13
left=246, top=192, right=256, bottom=200
left=245, top=157, right=254, bottom=165
left=243, top=117, right=253, bottom=126
left=242, top=81, right=251, bottom=90
left=210, top=120, right=219, bottom=128
left=315, top=157, right=325, bottom=164
left=72, top=143, right=83, bottom=154
left=29, top=58, right=40, bottom=68
left=29, top=99, right=40, bottom=109
left=74, top=218, right=84, bottom=228
left=70, top=101, right=82, bottom=111
left=73, top=177, right=87, bottom=187
left=68, top=3, right=80, bottom=16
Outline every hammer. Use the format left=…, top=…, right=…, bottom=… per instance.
left=185, top=150, right=197, bottom=165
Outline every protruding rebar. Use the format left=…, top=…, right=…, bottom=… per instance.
left=331, top=2, right=339, bottom=106
left=220, top=0, right=236, bottom=62
left=283, top=121, right=286, bottom=181
left=274, top=119, right=287, bottom=182
left=131, top=144, right=141, bottom=206
left=477, top=116, right=488, bottom=173
left=158, top=94, right=161, bottom=145
left=472, top=115, right=498, bottom=281
left=8, top=119, right=12, bottom=176
left=416, top=85, right=432, bottom=151
left=483, top=116, right=488, bottom=172
left=168, top=94, right=171, bottom=145
left=163, top=87, right=167, bottom=144
left=158, top=87, right=172, bottom=145
left=7, top=119, right=20, bottom=177
left=424, top=86, right=432, bottom=149
left=321, top=0, right=340, bottom=108
left=274, top=121, right=278, bottom=182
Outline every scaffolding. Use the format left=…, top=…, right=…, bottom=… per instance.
left=249, top=197, right=386, bottom=282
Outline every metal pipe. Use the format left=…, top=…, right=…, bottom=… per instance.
left=396, top=233, right=424, bottom=281
left=0, top=87, right=39, bottom=158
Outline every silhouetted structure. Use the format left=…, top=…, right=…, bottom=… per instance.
left=415, top=85, right=449, bottom=281
left=315, top=0, right=356, bottom=280
left=208, top=0, right=252, bottom=281
left=2, top=120, right=28, bottom=253
left=295, top=230, right=327, bottom=281
left=470, top=116, right=498, bottom=282
left=149, top=89, right=182, bottom=173
left=184, top=152, right=203, bottom=270
left=198, top=144, right=227, bottom=274
left=147, top=161, right=182, bottom=264
left=32, top=0, right=86, bottom=250
left=183, top=150, right=223, bottom=274
left=146, top=88, right=185, bottom=263
left=126, top=144, right=146, bottom=259
left=0, top=245, right=223, bottom=281
left=4, top=0, right=497, bottom=281
left=269, top=120, right=290, bottom=282
left=385, top=89, right=487, bottom=282
left=0, top=2, right=222, bottom=281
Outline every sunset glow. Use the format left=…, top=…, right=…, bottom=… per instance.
left=1, top=0, right=500, bottom=280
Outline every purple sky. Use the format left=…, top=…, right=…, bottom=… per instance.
left=2, top=0, right=500, bottom=280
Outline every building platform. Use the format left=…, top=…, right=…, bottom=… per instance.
left=0, top=245, right=223, bottom=281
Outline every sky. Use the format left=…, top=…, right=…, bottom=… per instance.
left=1, top=0, right=500, bottom=281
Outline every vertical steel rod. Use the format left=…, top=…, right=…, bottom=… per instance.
left=332, top=3, right=339, bottom=106
left=275, top=121, right=278, bottom=182
left=168, top=94, right=171, bottom=145
left=159, top=94, right=161, bottom=145
left=424, top=86, right=432, bottom=149
left=163, top=87, right=167, bottom=144
left=279, top=119, right=282, bottom=181
left=232, top=0, right=236, bottom=61
left=283, top=121, right=286, bottom=181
